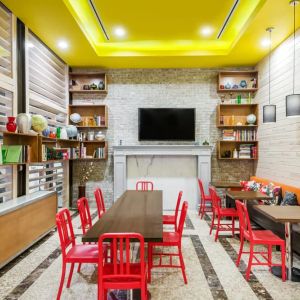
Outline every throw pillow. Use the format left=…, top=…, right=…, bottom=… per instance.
left=281, top=192, right=298, bottom=206
left=259, top=183, right=282, bottom=205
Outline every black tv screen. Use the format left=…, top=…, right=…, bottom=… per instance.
left=138, top=108, right=195, bottom=141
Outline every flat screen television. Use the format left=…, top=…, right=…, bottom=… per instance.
left=138, top=108, right=195, bottom=141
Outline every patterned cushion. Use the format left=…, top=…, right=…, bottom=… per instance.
left=259, top=183, right=282, bottom=205
left=240, top=180, right=261, bottom=192
left=281, top=192, right=298, bottom=206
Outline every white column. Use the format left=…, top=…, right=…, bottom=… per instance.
left=113, top=153, right=127, bottom=201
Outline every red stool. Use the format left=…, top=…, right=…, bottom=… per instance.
left=235, top=200, right=286, bottom=281
left=136, top=181, right=154, bottom=191
left=209, top=187, right=238, bottom=242
left=198, top=179, right=212, bottom=218
left=148, top=201, right=188, bottom=284
left=163, top=191, right=183, bottom=231
left=98, top=233, right=147, bottom=300
left=56, top=209, right=100, bottom=300
left=94, top=188, right=106, bottom=218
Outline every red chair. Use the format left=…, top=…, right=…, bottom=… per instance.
left=56, top=209, right=99, bottom=300
left=148, top=201, right=188, bottom=284
left=209, top=187, right=238, bottom=242
left=136, top=181, right=154, bottom=191
left=198, top=179, right=212, bottom=218
left=235, top=200, right=286, bottom=281
left=98, top=233, right=147, bottom=300
left=94, top=188, right=106, bottom=218
left=77, top=197, right=92, bottom=235
left=163, top=191, right=183, bottom=231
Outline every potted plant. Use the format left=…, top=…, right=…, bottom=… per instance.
left=78, top=161, right=95, bottom=198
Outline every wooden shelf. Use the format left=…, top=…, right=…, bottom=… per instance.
left=69, top=89, right=107, bottom=94
left=69, top=104, right=108, bottom=128
left=218, top=71, right=258, bottom=93
left=220, top=140, right=258, bottom=143
left=216, top=104, right=259, bottom=127
left=69, top=72, right=106, bottom=76
left=218, top=158, right=258, bottom=161
left=70, top=158, right=107, bottom=161
left=76, top=126, right=107, bottom=129
left=217, top=125, right=258, bottom=128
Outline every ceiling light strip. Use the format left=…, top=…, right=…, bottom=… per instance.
left=88, top=0, right=109, bottom=41
left=217, top=0, right=240, bottom=39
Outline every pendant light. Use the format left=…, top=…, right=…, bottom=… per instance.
left=263, top=27, right=276, bottom=123
left=286, top=0, right=300, bottom=117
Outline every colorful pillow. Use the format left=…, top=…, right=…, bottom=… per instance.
left=259, top=182, right=282, bottom=205
left=240, top=180, right=261, bottom=192
left=281, top=192, right=298, bottom=206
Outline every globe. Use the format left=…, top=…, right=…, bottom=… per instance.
left=247, top=114, right=256, bottom=125
left=31, top=115, right=48, bottom=133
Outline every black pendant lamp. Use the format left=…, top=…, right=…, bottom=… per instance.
left=286, top=0, right=300, bottom=117
left=263, top=27, right=276, bottom=123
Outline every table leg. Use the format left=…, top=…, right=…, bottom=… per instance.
left=285, top=222, right=292, bottom=280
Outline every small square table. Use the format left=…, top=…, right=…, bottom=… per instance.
left=226, top=190, right=272, bottom=204
left=254, top=205, right=300, bottom=281
left=210, top=181, right=242, bottom=189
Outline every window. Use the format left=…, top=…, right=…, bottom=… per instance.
left=0, top=3, right=12, bottom=78
left=27, top=31, right=68, bottom=207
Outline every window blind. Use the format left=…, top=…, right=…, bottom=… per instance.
left=27, top=32, right=68, bottom=207
left=0, top=3, right=12, bottom=78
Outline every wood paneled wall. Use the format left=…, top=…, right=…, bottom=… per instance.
left=254, top=29, right=300, bottom=187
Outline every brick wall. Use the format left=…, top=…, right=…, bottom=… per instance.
left=254, top=29, right=300, bottom=186
left=71, top=68, right=254, bottom=207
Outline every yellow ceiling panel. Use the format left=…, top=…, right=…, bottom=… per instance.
left=1, top=0, right=300, bottom=68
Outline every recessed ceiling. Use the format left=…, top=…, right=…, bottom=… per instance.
left=2, top=0, right=300, bottom=68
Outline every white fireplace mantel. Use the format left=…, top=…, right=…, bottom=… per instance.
left=113, top=145, right=212, bottom=202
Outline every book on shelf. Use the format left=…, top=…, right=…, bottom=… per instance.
left=2, top=145, right=31, bottom=163
left=222, top=129, right=257, bottom=141
left=94, top=147, right=105, bottom=159
left=238, top=144, right=257, bottom=159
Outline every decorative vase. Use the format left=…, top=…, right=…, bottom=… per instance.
left=31, top=114, right=48, bottom=133
left=60, top=127, right=68, bottom=139
left=78, top=185, right=86, bottom=198
left=6, top=116, right=17, bottom=132
left=16, top=113, right=32, bottom=133
left=95, top=131, right=105, bottom=141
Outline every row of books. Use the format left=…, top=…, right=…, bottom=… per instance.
left=1, top=145, right=31, bottom=163
left=239, top=144, right=258, bottom=159
left=222, top=129, right=257, bottom=141
left=42, top=145, right=106, bottom=161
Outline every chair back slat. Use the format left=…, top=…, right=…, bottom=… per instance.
left=94, top=188, right=105, bottom=218
left=99, top=233, right=145, bottom=280
left=174, top=191, right=183, bottom=227
left=77, top=197, right=92, bottom=234
left=56, top=209, right=76, bottom=256
left=235, top=200, right=253, bottom=240
left=177, top=201, right=188, bottom=236
left=198, top=179, right=206, bottom=200
left=209, top=187, right=221, bottom=214
left=136, top=181, right=154, bottom=191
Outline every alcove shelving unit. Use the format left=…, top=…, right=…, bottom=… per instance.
left=216, top=103, right=259, bottom=161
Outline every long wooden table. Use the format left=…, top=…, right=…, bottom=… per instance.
left=82, top=190, right=163, bottom=243
left=254, top=205, right=300, bottom=281
left=226, top=190, right=272, bottom=204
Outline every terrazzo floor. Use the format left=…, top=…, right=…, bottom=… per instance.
left=1, top=209, right=300, bottom=300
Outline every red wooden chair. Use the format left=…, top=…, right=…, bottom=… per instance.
left=98, top=233, right=147, bottom=300
left=163, top=191, right=183, bottom=231
left=77, top=197, right=92, bottom=235
left=209, top=187, right=238, bottom=242
left=136, top=181, right=154, bottom=191
left=235, top=200, right=286, bottom=281
left=94, top=188, right=106, bottom=218
left=56, top=209, right=99, bottom=300
left=198, top=179, right=212, bottom=218
left=148, top=201, right=188, bottom=284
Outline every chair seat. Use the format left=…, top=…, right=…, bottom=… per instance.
left=251, top=230, right=285, bottom=245
left=217, top=208, right=238, bottom=217
left=150, top=232, right=180, bottom=246
left=66, top=244, right=99, bottom=262
left=163, top=214, right=176, bottom=224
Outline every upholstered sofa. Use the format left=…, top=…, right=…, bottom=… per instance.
left=246, top=176, right=300, bottom=255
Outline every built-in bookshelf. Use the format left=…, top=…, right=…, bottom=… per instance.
left=216, top=104, right=259, bottom=160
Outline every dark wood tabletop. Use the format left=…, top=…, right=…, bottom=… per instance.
left=254, top=205, right=300, bottom=223
left=226, top=190, right=272, bottom=201
left=82, top=190, right=163, bottom=243
left=210, top=181, right=241, bottom=188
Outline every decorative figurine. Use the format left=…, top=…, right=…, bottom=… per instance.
left=240, top=80, right=247, bottom=88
